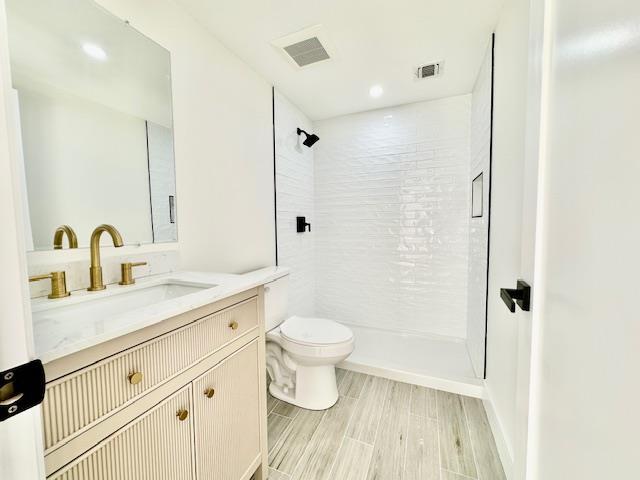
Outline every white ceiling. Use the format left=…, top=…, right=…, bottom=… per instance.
left=174, top=0, right=505, bottom=120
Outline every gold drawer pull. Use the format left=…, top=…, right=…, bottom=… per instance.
left=176, top=409, right=189, bottom=421
left=128, top=372, right=143, bottom=385
left=204, top=388, right=215, bottom=398
left=229, top=320, right=239, bottom=330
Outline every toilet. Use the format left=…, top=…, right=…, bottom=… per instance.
left=265, top=274, right=354, bottom=410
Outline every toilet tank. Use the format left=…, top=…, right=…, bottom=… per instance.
left=264, top=274, right=290, bottom=331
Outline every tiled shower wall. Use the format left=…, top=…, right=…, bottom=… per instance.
left=274, top=90, right=315, bottom=317
left=467, top=40, right=494, bottom=376
left=314, top=96, right=472, bottom=339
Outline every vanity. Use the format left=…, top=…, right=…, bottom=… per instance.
left=34, top=269, right=287, bottom=479
left=1, top=0, right=282, bottom=478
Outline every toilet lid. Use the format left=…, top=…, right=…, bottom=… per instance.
left=280, top=316, right=353, bottom=346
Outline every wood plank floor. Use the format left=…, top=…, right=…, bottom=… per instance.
left=266, top=369, right=506, bottom=480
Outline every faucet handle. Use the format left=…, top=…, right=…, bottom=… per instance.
left=29, top=272, right=70, bottom=299
left=119, top=262, right=147, bottom=286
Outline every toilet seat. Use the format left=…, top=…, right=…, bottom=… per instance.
left=263, top=290, right=355, bottom=410
left=280, top=316, right=353, bottom=346
left=267, top=316, right=355, bottom=362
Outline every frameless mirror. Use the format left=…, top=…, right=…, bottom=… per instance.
left=5, top=0, right=177, bottom=251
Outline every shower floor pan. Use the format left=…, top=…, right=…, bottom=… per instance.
left=338, top=323, right=483, bottom=398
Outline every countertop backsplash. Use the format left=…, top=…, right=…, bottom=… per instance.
left=27, top=249, right=179, bottom=299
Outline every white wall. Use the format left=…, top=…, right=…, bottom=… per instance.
left=17, top=85, right=153, bottom=249
left=274, top=90, right=315, bottom=317
left=26, top=0, right=276, bottom=273
left=527, top=0, right=640, bottom=478
left=483, top=0, right=531, bottom=474
left=314, top=96, right=471, bottom=339
left=467, top=39, right=493, bottom=377
left=0, top=3, right=45, bottom=478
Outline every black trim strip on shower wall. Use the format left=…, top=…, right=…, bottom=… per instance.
left=272, top=86, right=279, bottom=266
left=145, top=121, right=155, bottom=243
left=483, top=33, right=496, bottom=380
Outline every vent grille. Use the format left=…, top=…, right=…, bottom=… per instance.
left=417, top=62, right=442, bottom=79
left=283, top=37, right=330, bottom=67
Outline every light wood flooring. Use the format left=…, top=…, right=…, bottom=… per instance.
left=266, top=368, right=506, bottom=480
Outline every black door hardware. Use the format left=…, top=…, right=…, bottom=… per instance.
left=500, top=280, right=531, bottom=312
left=296, top=216, right=311, bottom=233
left=0, top=359, right=46, bottom=422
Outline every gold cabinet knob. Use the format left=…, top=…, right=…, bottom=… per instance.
left=128, top=372, right=143, bottom=385
left=204, top=388, right=215, bottom=398
left=176, top=409, right=189, bottom=421
left=229, top=320, right=239, bottom=330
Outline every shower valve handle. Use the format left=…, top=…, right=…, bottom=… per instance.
left=296, top=216, right=311, bottom=233
left=500, top=280, right=531, bottom=312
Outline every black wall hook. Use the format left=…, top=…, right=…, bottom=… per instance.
left=296, top=216, right=311, bottom=233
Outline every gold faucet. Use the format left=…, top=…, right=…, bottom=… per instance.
left=88, top=224, right=124, bottom=291
left=29, top=271, right=70, bottom=299
left=119, top=261, right=148, bottom=286
left=53, top=225, right=78, bottom=250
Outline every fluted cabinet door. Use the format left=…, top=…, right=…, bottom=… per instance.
left=48, top=385, right=194, bottom=480
left=193, top=340, right=261, bottom=480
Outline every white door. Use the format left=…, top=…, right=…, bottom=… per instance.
left=0, top=1, right=45, bottom=478
left=484, top=0, right=547, bottom=477
left=525, top=0, right=640, bottom=479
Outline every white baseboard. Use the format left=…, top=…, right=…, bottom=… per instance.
left=483, top=387, right=515, bottom=479
left=339, top=360, right=484, bottom=398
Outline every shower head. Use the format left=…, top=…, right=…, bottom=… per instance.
left=297, top=128, right=320, bottom=148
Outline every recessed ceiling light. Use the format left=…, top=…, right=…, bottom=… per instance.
left=369, top=85, right=384, bottom=98
left=82, top=43, right=107, bottom=61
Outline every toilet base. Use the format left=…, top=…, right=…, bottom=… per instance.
left=269, top=364, right=339, bottom=411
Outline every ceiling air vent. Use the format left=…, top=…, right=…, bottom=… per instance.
left=416, top=62, right=443, bottom=79
left=272, top=25, right=335, bottom=69
left=283, top=37, right=330, bottom=67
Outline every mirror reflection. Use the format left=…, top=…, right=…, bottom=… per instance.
left=6, top=0, right=177, bottom=251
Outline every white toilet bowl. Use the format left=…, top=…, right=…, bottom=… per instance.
left=266, top=316, right=354, bottom=410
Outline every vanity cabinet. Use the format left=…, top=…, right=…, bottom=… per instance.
left=193, top=341, right=261, bottom=479
left=42, top=287, right=268, bottom=480
left=49, top=386, right=195, bottom=480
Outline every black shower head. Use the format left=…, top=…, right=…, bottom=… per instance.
left=297, top=128, right=320, bottom=148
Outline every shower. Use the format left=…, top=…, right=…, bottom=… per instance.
left=297, top=128, right=320, bottom=147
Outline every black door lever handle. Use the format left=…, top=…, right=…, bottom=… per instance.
left=500, top=280, right=531, bottom=312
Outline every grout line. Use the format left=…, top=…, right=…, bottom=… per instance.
left=349, top=436, right=375, bottom=448
left=270, top=466, right=291, bottom=478
left=404, top=383, right=418, bottom=478
left=442, top=468, right=477, bottom=480
left=267, top=398, right=278, bottom=415
left=461, top=395, right=481, bottom=480
left=287, top=404, right=330, bottom=479
left=436, top=390, right=443, bottom=479
left=365, top=378, right=392, bottom=476
left=268, top=410, right=298, bottom=461
left=327, top=392, right=361, bottom=479
left=269, top=412, right=291, bottom=421
left=369, top=378, right=391, bottom=448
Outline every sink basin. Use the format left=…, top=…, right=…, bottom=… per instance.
left=32, top=279, right=217, bottom=350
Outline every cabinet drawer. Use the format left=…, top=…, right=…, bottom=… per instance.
left=43, top=296, right=258, bottom=452
left=48, top=385, right=194, bottom=480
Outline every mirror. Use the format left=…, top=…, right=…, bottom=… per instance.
left=5, top=0, right=177, bottom=250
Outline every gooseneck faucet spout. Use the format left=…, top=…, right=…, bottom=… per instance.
left=53, top=224, right=78, bottom=249
left=88, top=224, right=124, bottom=291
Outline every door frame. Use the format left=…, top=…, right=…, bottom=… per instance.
left=514, top=0, right=552, bottom=477
left=0, top=1, right=45, bottom=478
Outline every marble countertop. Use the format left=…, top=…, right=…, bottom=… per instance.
left=32, top=267, right=290, bottom=364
